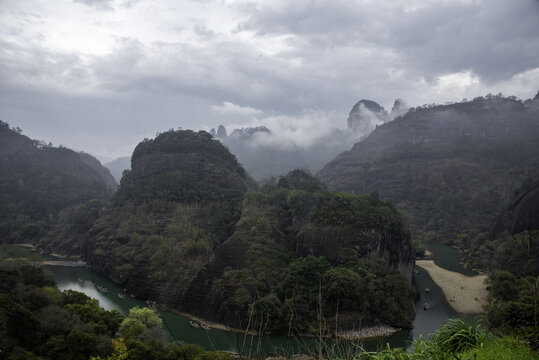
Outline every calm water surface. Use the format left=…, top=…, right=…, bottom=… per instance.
left=46, top=243, right=482, bottom=355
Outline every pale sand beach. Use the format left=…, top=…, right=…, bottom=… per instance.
left=415, top=260, right=488, bottom=314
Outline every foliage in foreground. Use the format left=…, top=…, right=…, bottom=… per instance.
left=411, top=319, right=490, bottom=358
left=1, top=264, right=536, bottom=360
left=89, top=169, right=415, bottom=334
left=0, top=263, right=232, bottom=360
left=363, top=319, right=536, bottom=360
left=485, top=270, right=539, bottom=349
left=0, top=263, right=123, bottom=360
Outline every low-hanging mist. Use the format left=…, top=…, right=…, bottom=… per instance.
left=211, top=98, right=408, bottom=179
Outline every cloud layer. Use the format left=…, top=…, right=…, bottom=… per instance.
left=0, top=0, right=538, bottom=159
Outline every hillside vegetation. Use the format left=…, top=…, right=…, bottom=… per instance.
left=0, top=121, right=117, bottom=254
left=318, top=93, right=539, bottom=244
left=86, top=130, right=415, bottom=334
left=182, top=170, right=415, bottom=333
left=2, top=260, right=535, bottom=359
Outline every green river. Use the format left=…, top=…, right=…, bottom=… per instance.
left=44, top=243, right=482, bottom=356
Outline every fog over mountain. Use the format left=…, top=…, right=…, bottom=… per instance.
left=2, top=1, right=539, bottom=358
left=211, top=98, right=407, bottom=179
left=1, top=0, right=538, bottom=159
left=104, top=156, right=131, bottom=183
left=318, top=92, right=539, bottom=244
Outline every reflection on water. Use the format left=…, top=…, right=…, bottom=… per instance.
left=424, top=243, right=477, bottom=276
left=46, top=243, right=483, bottom=355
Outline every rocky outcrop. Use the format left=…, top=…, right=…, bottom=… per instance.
left=216, top=125, right=227, bottom=138
left=347, top=99, right=389, bottom=133
left=391, top=98, right=409, bottom=118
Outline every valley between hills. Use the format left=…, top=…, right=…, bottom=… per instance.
left=1, top=92, right=538, bottom=359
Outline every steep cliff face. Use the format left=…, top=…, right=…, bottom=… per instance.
left=467, top=178, right=539, bottom=276
left=318, top=94, right=539, bottom=242
left=490, top=180, right=539, bottom=239
left=347, top=99, right=390, bottom=133
left=391, top=98, right=409, bottom=118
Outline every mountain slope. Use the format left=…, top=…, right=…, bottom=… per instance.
left=489, top=179, right=539, bottom=239
left=86, top=131, right=415, bottom=333
left=318, top=93, right=539, bottom=243
left=0, top=121, right=117, bottom=245
left=87, top=129, right=258, bottom=302
left=181, top=170, right=415, bottom=331
left=104, top=156, right=131, bottom=183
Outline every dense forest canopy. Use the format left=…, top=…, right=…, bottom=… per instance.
left=0, top=121, right=116, bottom=252
left=85, top=130, right=415, bottom=334
left=318, top=94, right=539, bottom=245
left=1, top=91, right=537, bottom=356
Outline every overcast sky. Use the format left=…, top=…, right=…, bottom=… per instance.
left=1, top=0, right=538, bottom=161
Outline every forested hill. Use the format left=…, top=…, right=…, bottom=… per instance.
left=318, top=93, right=539, bottom=244
left=87, top=129, right=259, bottom=307
left=86, top=130, right=415, bottom=334
left=104, top=156, right=130, bottom=183
left=489, top=179, right=539, bottom=240
left=0, top=121, right=117, bottom=246
left=116, top=130, right=258, bottom=203
left=467, top=178, right=539, bottom=277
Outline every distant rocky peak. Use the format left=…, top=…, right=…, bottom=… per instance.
left=216, top=125, right=227, bottom=138
left=347, top=99, right=389, bottom=134
left=526, top=90, right=539, bottom=112
left=391, top=98, right=409, bottom=118
left=229, top=126, right=271, bottom=138
left=355, top=99, right=386, bottom=114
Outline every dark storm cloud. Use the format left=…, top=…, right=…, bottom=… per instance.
left=1, top=0, right=538, bottom=159
left=0, top=39, right=92, bottom=89
left=86, top=36, right=334, bottom=114
left=237, top=0, right=539, bottom=82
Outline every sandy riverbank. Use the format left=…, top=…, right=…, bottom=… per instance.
left=14, top=243, right=36, bottom=249
left=40, top=260, right=86, bottom=266
left=170, top=310, right=257, bottom=334
left=170, top=309, right=399, bottom=340
left=415, top=260, right=488, bottom=314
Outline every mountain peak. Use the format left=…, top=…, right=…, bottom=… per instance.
left=118, top=129, right=257, bottom=203
left=216, top=124, right=227, bottom=138
left=347, top=99, right=389, bottom=133
left=391, top=98, right=409, bottom=118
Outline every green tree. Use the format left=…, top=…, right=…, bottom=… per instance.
left=119, top=306, right=163, bottom=339
left=66, top=329, right=97, bottom=360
